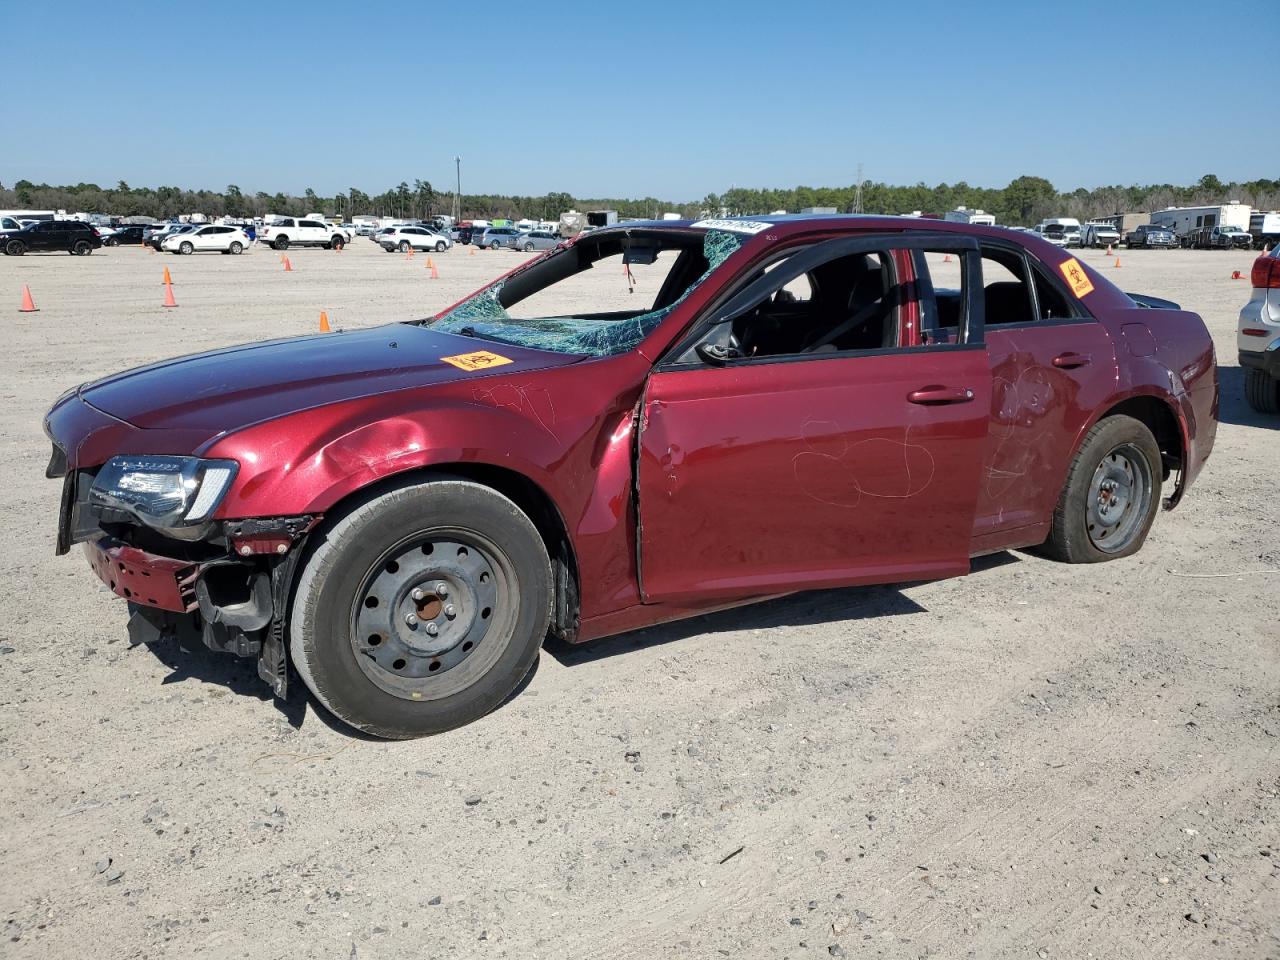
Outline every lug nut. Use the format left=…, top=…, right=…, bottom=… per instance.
left=404, top=613, right=418, bottom=627
left=425, top=623, right=439, bottom=636
left=436, top=583, right=449, bottom=598
left=411, top=587, right=425, bottom=601
left=444, top=604, right=456, bottom=619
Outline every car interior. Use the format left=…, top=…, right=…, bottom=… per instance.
left=729, top=252, right=905, bottom=357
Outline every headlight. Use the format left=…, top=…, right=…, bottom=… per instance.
left=90, top=456, right=238, bottom=529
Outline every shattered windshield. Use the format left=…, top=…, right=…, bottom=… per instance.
left=427, top=229, right=743, bottom=357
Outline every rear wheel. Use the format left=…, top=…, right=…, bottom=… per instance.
left=1040, top=415, right=1162, bottom=563
left=399, top=240, right=411, bottom=253
left=331, top=236, right=344, bottom=250
left=1244, top=367, right=1280, bottom=414
left=72, top=240, right=91, bottom=256
left=274, top=237, right=290, bottom=251
left=290, top=477, right=551, bottom=739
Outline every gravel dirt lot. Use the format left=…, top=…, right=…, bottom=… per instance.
left=1, top=239, right=1276, bottom=959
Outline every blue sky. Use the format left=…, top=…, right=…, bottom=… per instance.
left=3, top=0, right=1274, bottom=200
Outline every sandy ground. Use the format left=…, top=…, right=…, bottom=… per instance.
left=0, top=238, right=1276, bottom=959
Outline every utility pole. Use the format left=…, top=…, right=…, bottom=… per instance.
left=853, top=163, right=865, bottom=215
left=453, top=156, right=462, bottom=221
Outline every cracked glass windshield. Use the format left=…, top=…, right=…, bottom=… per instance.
left=427, top=229, right=743, bottom=357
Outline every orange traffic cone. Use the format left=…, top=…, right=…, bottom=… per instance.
left=430, top=261, right=440, bottom=280
left=943, top=254, right=952, bottom=263
left=162, top=281, right=178, bottom=308
left=1105, top=244, right=1113, bottom=256
left=1113, top=256, right=1122, bottom=268
left=1231, top=270, right=1245, bottom=280
left=405, top=247, right=414, bottom=260
left=319, top=311, right=331, bottom=331
left=469, top=246, right=476, bottom=257
left=18, top=285, right=38, bottom=313
left=161, top=266, right=173, bottom=285
left=282, top=256, right=292, bottom=272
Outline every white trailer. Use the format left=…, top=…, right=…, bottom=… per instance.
left=944, top=206, right=996, bottom=226
left=1149, top=202, right=1251, bottom=239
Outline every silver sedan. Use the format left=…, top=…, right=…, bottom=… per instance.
left=508, top=229, right=563, bottom=252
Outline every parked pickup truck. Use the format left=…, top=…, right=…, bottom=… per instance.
left=259, top=217, right=345, bottom=251
left=1186, top=225, right=1253, bottom=250
left=1125, top=224, right=1177, bottom=249
left=1081, top=222, right=1121, bottom=248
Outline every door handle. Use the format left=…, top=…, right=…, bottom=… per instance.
left=907, top=386, right=975, bottom=405
left=1052, top=352, right=1092, bottom=369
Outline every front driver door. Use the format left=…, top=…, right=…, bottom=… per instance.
left=636, top=234, right=992, bottom=603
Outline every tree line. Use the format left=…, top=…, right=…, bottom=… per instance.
left=1, top=174, right=1276, bottom=225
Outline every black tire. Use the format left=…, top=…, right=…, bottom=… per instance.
left=523, top=242, right=534, bottom=252
left=1040, top=415, right=1162, bottom=563
left=6, top=240, right=26, bottom=256
left=179, top=241, right=194, bottom=255
left=229, top=241, right=243, bottom=255
left=330, top=236, right=344, bottom=250
left=72, top=240, right=91, bottom=256
left=435, top=241, right=446, bottom=252
left=399, top=240, right=411, bottom=253
left=290, top=476, right=552, bottom=739
left=1244, top=367, right=1280, bottom=415
left=105, top=237, right=118, bottom=247
left=274, top=236, right=290, bottom=251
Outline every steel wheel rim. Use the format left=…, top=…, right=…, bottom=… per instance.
left=1086, top=443, right=1151, bottom=553
left=349, top=528, right=514, bottom=701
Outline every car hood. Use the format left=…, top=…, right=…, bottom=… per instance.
left=79, top=324, right=583, bottom=436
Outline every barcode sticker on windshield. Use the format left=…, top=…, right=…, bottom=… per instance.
left=440, top=350, right=514, bottom=372
left=1058, top=257, right=1095, bottom=298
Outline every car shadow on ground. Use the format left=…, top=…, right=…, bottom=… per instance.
left=1216, top=364, right=1279, bottom=430
left=130, top=553, right=1018, bottom=736
left=545, top=551, right=1020, bottom=668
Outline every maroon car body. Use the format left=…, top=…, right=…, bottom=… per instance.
left=45, top=215, right=1218, bottom=735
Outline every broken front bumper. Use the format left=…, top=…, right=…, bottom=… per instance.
left=85, top=538, right=199, bottom=613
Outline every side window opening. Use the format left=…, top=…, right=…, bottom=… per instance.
left=731, top=251, right=900, bottom=358
left=1032, top=266, right=1074, bottom=319
left=980, top=247, right=1036, bottom=326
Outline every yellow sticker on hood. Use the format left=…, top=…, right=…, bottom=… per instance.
left=1058, top=257, right=1095, bottom=298
left=440, top=350, right=514, bottom=372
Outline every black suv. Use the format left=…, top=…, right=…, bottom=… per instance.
left=104, top=225, right=146, bottom=246
left=1, top=220, right=104, bottom=256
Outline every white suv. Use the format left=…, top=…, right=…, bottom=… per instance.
left=162, top=224, right=250, bottom=255
left=259, top=218, right=344, bottom=251
left=378, top=226, right=452, bottom=254
left=1239, top=245, right=1280, bottom=413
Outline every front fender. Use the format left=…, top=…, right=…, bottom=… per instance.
left=205, top=391, right=569, bottom=519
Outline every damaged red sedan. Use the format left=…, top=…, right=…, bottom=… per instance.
left=45, top=215, right=1218, bottom=738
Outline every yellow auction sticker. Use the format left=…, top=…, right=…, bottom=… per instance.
left=1058, top=257, right=1095, bottom=298
left=440, top=350, right=514, bottom=372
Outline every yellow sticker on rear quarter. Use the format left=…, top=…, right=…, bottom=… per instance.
left=439, top=350, right=514, bottom=372
left=1058, top=257, right=1095, bottom=298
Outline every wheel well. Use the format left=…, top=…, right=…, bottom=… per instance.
left=1098, top=396, right=1183, bottom=479
left=313, top=464, right=581, bottom=639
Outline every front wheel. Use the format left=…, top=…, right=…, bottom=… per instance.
left=179, top=241, right=194, bottom=255
left=6, top=240, right=26, bottom=256
left=1039, top=415, right=1162, bottom=563
left=435, top=241, right=446, bottom=252
left=229, top=241, right=243, bottom=255
left=1244, top=367, right=1280, bottom=414
left=274, top=237, right=290, bottom=251
left=290, top=477, right=552, bottom=739
left=105, top=237, right=118, bottom=247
